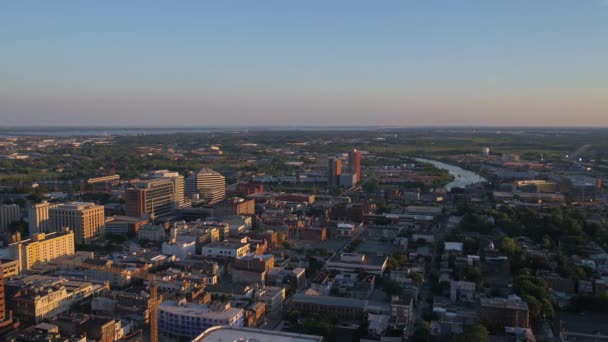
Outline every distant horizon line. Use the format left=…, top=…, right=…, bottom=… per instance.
left=1, top=124, right=608, bottom=130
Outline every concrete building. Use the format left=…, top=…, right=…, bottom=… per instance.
left=339, top=173, right=357, bottom=187
left=0, top=204, right=20, bottom=234
left=125, top=178, right=176, bottom=219
left=514, top=180, right=559, bottom=193
left=0, top=272, right=18, bottom=336
left=137, top=224, right=165, bottom=241
left=450, top=281, right=476, bottom=302
left=232, top=253, right=275, bottom=285
left=292, top=293, right=370, bottom=320
left=348, top=149, right=361, bottom=184
left=201, top=242, right=250, bottom=258
left=81, top=259, right=133, bottom=288
left=105, top=216, right=148, bottom=235
left=391, top=295, right=414, bottom=331
left=326, top=253, right=388, bottom=276
left=480, top=297, right=530, bottom=329
left=5, top=275, right=94, bottom=323
left=162, top=230, right=196, bottom=260
left=8, top=228, right=75, bottom=273
left=194, top=326, right=323, bottom=342
left=28, top=201, right=60, bottom=234
left=158, top=300, right=244, bottom=340
left=0, top=259, right=19, bottom=278
left=185, top=168, right=226, bottom=203
left=49, top=202, right=105, bottom=245
left=214, top=198, right=255, bottom=217
left=148, top=169, right=186, bottom=209
left=328, top=158, right=342, bottom=189
left=258, top=286, right=286, bottom=312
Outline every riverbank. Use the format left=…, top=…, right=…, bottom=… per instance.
left=414, top=158, right=487, bottom=191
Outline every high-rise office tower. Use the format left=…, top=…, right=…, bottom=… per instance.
left=348, top=149, right=362, bottom=184
left=0, top=204, right=20, bottom=234
left=49, top=202, right=105, bottom=245
left=28, top=201, right=60, bottom=234
left=125, top=178, right=176, bottom=219
left=328, top=158, right=342, bottom=189
left=149, top=170, right=185, bottom=209
left=185, top=168, right=226, bottom=203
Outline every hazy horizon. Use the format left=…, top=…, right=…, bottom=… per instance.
left=2, top=1, right=608, bottom=127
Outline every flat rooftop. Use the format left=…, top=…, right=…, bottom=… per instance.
left=159, top=301, right=242, bottom=320
left=327, top=253, right=388, bottom=267
left=194, top=326, right=323, bottom=342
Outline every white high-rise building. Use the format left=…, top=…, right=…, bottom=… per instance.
left=185, top=168, right=226, bottom=203
left=28, top=201, right=60, bottom=234
left=150, top=170, right=185, bottom=208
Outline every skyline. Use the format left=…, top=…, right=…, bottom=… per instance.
left=2, top=1, right=608, bottom=127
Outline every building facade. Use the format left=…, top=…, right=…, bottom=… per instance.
left=28, top=202, right=60, bottom=234
left=348, top=149, right=361, bottom=184
left=480, top=297, right=530, bottom=329
left=201, top=242, right=250, bottom=258
left=105, top=216, right=148, bottom=235
left=185, top=168, right=226, bottom=203
left=214, top=198, right=255, bottom=217
left=149, top=170, right=185, bottom=209
left=0, top=204, right=20, bottom=234
left=5, top=276, right=94, bottom=323
left=125, top=178, right=176, bottom=219
left=328, top=158, right=342, bottom=189
left=8, top=228, right=75, bottom=273
left=49, top=202, right=105, bottom=245
left=158, top=301, right=244, bottom=340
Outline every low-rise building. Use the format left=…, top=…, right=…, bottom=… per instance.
left=81, top=259, right=133, bottom=288
left=158, top=300, right=244, bottom=340
left=450, top=281, right=476, bottom=302
left=201, top=242, right=250, bottom=258
left=193, top=326, right=323, bottom=342
left=257, top=286, right=286, bottom=312
left=0, top=259, right=19, bottom=278
left=105, top=216, right=148, bottom=235
left=137, top=224, right=165, bottom=241
left=326, top=253, right=388, bottom=276
left=5, top=275, right=94, bottom=323
left=292, top=293, right=375, bottom=321
left=162, top=239, right=196, bottom=260
left=480, top=297, right=530, bottom=329
left=266, top=267, right=306, bottom=289
left=214, top=198, right=255, bottom=217
left=391, top=295, right=414, bottom=332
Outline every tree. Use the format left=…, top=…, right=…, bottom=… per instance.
left=501, top=237, right=518, bottom=255
left=540, top=235, right=553, bottom=250
left=465, top=267, right=482, bottom=285
left=383, top=279, right=402, bottom=297
left=286, top=310, right=300, bottom=326
left=410, top=272, right=424, bottom=285
left=362, top=178, right=380, bottom=193
left=412, top=321, right=431, bottom=342
left=464, top=324, right=489, bottom=342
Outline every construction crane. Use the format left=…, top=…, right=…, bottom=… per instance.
left=68, top=261, right=161, bottom=342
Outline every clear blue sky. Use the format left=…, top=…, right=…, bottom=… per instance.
left=1, top=1, right=607, bottom=127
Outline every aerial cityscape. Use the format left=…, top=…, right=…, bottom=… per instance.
left=1, top=1, right=608, bottom=342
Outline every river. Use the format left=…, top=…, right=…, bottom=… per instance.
left=414, top=158, right=487, bottom=191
